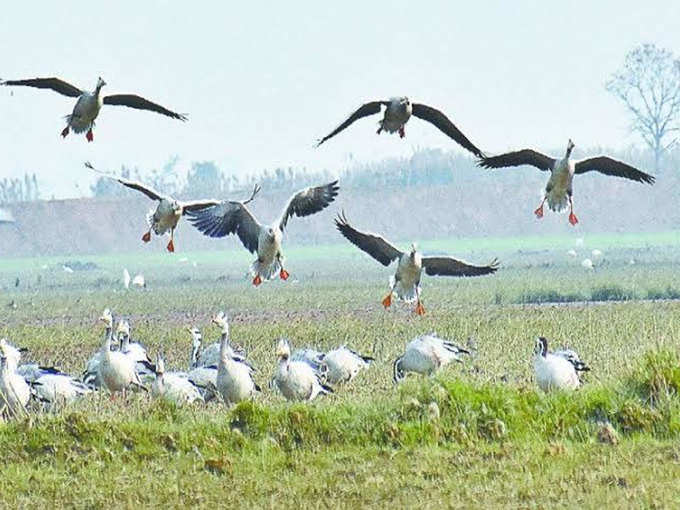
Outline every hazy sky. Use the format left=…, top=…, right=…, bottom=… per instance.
left=1, top=1, right=679, bottom=198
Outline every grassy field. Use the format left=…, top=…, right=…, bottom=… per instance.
left=1, top=232, right=680, bottom=507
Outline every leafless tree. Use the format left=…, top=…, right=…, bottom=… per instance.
left=606, top=43, right=680, bottom=172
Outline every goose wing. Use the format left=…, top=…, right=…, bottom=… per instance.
left=574, top=156, right=655, bottom=184
left=316, top=101, right=387, bottom=146
left=103, top=94, right=187, bottom=121
left=278, top=181, right=339, bottom=231
left=186, top=193, right=262, bottom=253
left=422, top=257, right=499, bottom=277
left=334, top=212, right=403, bottom=266
left=85, top=162, right=164, bottom=201
left=478, top=149, right=555, bottom=172
left=180, top=199, right=223, bottom=213
left=411, top=103, right=484, bottom=157
left=1, top=77, right=82, bottom=98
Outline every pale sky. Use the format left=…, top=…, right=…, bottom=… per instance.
left=1, top=1, right=679, bottom=198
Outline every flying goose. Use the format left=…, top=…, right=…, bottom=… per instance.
left=151, top=355, right=204, bottom=405
left=212, top=312, right=260, bottom=405
left=335, top=212, right=499, bottom=315
left=1, top=76, right=187, bottom=142
left=533, top=337, right=582, bottom=392
left=316, top=97, right=484, bottom=157
left=0, top=339, right=31, bottom=417
left=393, top=333, right=470, bottom=383
left=85, top=162, right=225, bottom=252
left=322, top=346, right=374, bottom=385
left=478, top=139, right=655, bottom=225
left=187, top=182, right=339, bottom=285
left=274, top=338, right=333, bottom=402
left=97, top=309, right=145, bottom=395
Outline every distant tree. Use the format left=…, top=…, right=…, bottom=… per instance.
left=606, top=44, right=680, bottom=172
left=146, top=156, right=181, bottom=196
left=90, top=165, right=139, bottom=198
left=183, top=161, right=224, bottom=198
left=0, top=173, right=41, bottom=204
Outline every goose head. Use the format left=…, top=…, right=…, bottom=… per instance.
left=266, top=226, right=275, bottom=241
left=96, top=76, right=107, bottom=90
left=187, top=326, right=202, bottom=348
left=566, top=139, right=575, bottom=158
left=534, top=337, right=548, bottom=358
left=155, top=354, right=165, bottom=376
left=409, top=243, right=418, bottom=259
left=99, top=308, right=113, bottom=329
left=276, top=338, right=291, bottom=361
left=392, top=357, right=405, bottom=384
left=211, top=311, right=229, bottom=333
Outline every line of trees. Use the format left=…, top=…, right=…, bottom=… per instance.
left=0, top=174, right=40, bottom=205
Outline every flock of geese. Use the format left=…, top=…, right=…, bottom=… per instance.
left=0, top=309, right=590, bottom=417
left=0, top=75, right=649, bottom=416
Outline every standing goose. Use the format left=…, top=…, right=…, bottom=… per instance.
left=335, top=212, right=499, bottom=315
left=533, top=337, right=581, bottom=392
left=274, top=338, right=333, bottom=402
left=1, top=76, right=187, bottom=142
left=151, top=355, right=204, bottom=405
left=478, top=139, right=655, bottom=225
left=188, top=316, right=248, bottom=369
left=0, top=339, right=31, bottom=417
left=212, top=312, right=259, bottom=405
left=393, top=334, right=470, bottom=383
left=316, top=97, right=484, bottom=157
left=117, top=320, right=155, bottom=383
left=187, top=182, right=339, bottom=285
left=322, top=346, right=373, bottom=385
left=30, top=370, right=93, bottom=407
left=97, top=309, right=145, bottom=395
left=85, top=162, right=226, bottom=252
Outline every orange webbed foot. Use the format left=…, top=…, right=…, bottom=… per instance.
left=167, top=239, right=175, bottom=253
left=381, top=294, right=392, bottom=308
left=569, top=212, right=579, bottom=226
left=86, top=129, right=94, bottom=142
left=141, top=231, right=151, bottom=243
left=534, top=205, right=544, bottom=218
left=252, top=275, right=262, bottom=286
left=415, top=301, right=425, bottom=316
left=280, top=269, right=289, bottom=280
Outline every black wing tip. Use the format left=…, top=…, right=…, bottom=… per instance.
left=177, top=113, right=189, bottom=122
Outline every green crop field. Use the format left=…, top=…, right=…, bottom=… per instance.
left=1, top=232, right=680, bottom=507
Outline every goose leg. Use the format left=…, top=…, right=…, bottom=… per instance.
left=86, top=128, right=94, bottom=142
left=252, top=274, right=262, bottom=286
left=277, top=254, right=289, bottom=280
left=414, top=286, right=425, bottom=315
left=382, top=280, right=395, bottom=308
left=398, top=126, right=406, bottom=138
left=61, top=126, right=70, bottom=138
left=534, top=197, right=546, bottom=218
left=141, top=230, right=152, bottom=243
left=166, top=229, right=175, bottom=253
left=568, top=196, right=579, bottom=226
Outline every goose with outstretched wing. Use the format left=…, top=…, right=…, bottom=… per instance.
left=2, top=76, right=187, bottom=142
left=335, top=212, right=499, bottom=315
left=187, top=181, right=339, bottom=285
left=85, top=162, right=236, bottom=252
left=478, top=139, right=655, bottom=225
left=316, top=96, right=484, bottom=157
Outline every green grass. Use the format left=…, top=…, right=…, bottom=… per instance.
left=2, top=233, right=680, bottom=506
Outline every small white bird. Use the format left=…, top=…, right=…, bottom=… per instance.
left=274, top=338, right=333, bottom=401
left=97, top=309, right=145, bottom=395
left=132, top=273, right=146, bottom=288
left=592, top=249, right=603, bottom=258
left=0, top=339, right=31, bottom=417
left=393, top=333, right=469, bottom=383
left=151, top=355, right=203, bottom=405
left=123, top=269, right=131, bottom=289
left=212, top=312, right=259, bottom=405
left=322, top=346, right=374, bottom=385
left=533, top=337, right=581, bottom=392
left=581, top=258, right=594, bottom=270
left=567, top=249, right=577, bottom=257
left=62, top=265, right=74, bottom=274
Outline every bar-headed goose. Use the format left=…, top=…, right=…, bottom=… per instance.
left=30, top=370, right=93, bottom=406
left=533, top=337, right=582, bottom=392
left=212, top=312, right=260, bottom=405
left=189, top=315, right=247, bottom=369
left=553, top=347, right=591, bottom=376
left=479, top=139, right=655, bottom=225
left=322, top=346, right=373, bottom=385
left=85, top=162, right=224, bottom=252
left=151, top=355, right=203, bottom=405
left=336, top=212, right=499, bottom=314
left=316, top=97, right=484, bottom=157
left=2, top=76, right=187, bottom=142
left=188, top=181, right=339, bottom=285
left=97, top=309, right=145, bottom=394
left=117, top=320, right=155, bottom=383
left=393, top=334, right=470, bottom=383
left=274, top=338, right=333, bottom=401
left=0, top=339, right=31, bottom=417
